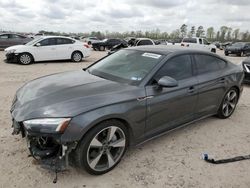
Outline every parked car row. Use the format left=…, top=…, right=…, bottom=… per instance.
left=5, top=36, right=91, bottom=65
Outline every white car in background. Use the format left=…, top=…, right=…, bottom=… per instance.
left=181, top=37, right=216, bottom=53
left=5, top=36, right=91, bottom=65
left=134, top=38, right=155, bottom=46
left=81, top=37, right=101, bottom=45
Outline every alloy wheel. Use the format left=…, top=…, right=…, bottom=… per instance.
left=222, top=90, right=238, bottom=117
left=87, top=126, right=126, bottom=172
left=20, top=54, right=31, bottom=64
left=73, top=52, right=82, bottom=62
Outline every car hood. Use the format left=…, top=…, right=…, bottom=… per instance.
left=11, top=70, right=140, bottom=121
left=5, top=45, right=26, bottom=51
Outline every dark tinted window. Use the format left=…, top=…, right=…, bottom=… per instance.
left=203, top=39, right=209, bottom=45
left=0, top=34, right=9, bottom=39
left=155, top=55, right=193, bottom=81
left=182, top=38, right=196, bottom=43
left=10, top=34, right=26, bottom=39
left=39, top=38, right=56, bottom=46
left=137, top=40, right=153, bottom=46
left=108, top=39, right=120, bottom=44
left=194, top=55, right=223, bottom=74
left=56, top=38, right=74, bottom=45
left=199, top=38, right=202, bottom=44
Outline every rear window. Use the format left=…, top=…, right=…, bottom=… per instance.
left=182, top=38, right=197, bottom=43
left=56, top=38, right=74, bottom=45
left=194, top=55, right=226, bottom=74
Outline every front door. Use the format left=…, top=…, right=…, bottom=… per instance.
left=145, top=55, right=198, bottom=138
left=33, top=38, right=57, bottom=61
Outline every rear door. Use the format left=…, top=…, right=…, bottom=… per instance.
left=145, top=54, right=198, bottom=138
left=55, top=38, right=75, bottom=60
left=193, top=54, right=227, bottom=117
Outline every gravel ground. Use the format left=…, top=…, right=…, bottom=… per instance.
left=0, top=49, right=250, bottom=188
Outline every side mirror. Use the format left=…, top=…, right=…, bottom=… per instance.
left=157, top=76, right=178, bottom=87
left=35, top=43, right=41, bottom=47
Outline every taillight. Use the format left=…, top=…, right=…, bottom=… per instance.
left=84, top=44, right=90, bottom=48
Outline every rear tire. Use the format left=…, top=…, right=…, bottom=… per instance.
left=99, top=46, right=105, bottom=51
left=217, top=88, right=239, bottom=119
left=74, top=120, right=128, bottom=175
left=18, top=53, right=33, bottom=65
left=71, top=51, right=83, bottom=62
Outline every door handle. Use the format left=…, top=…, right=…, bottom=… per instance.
left=187, top=86, right=195, bottom=93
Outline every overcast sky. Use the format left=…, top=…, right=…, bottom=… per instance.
left=0, top=0, right=249, bottom=33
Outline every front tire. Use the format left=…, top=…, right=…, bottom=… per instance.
left=19, top=53, right=33, bottom=65
left=71, top=51, right=83, bottom=62
left=217, top=88, right=239, bottom=119
left=74, top=120, right=128, bottom=175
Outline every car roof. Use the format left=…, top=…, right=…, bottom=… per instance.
left=126, top=45, right=215, bottom=55
left=38, top=36, right=75, bottom=40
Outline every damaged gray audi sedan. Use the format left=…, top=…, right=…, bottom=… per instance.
left=11, top=46, right=244, bottom=175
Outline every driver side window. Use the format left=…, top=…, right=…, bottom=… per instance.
left=39, top=38, right=56, bottom=46
left=154, top=55, right=193, bottom=81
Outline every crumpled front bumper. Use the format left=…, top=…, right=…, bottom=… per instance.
left=11, top=119, right=77, bottom=171
left=5, top=52, right=19, bottom=63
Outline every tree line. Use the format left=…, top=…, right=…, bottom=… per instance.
left=29, top=25, right=250, bottom=42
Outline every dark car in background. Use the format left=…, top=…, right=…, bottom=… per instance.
left=92, top=38, right=126, bottom=51
left=0, top=33, right=32, bottom=49
left=225, top=42, right=250, bottom=56
left=11, top=46, right=243, bottom=175
left=242, top=57, right=250, bottom=83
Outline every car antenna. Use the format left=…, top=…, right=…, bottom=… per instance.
left=202, top=153, right=250, bottom=164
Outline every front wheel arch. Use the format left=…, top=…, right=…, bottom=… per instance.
left=18, top=52, right=34, bottom=65
left=73, top=119, right=130, bottom=174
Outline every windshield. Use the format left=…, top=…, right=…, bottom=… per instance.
left=232, top=42, right=244, bottom=47
left=25, top=38, right=42, bottom=46
left=88, top=49, right=164, bottom=85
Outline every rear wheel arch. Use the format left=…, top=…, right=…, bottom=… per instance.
left=71, top=50, right=83, bottom=58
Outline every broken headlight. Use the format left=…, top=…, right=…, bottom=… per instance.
left=23, top=118, right=71, bottom=134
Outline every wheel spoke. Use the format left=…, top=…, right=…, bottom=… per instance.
left=106, top=150, right=115, bottom=168
left=109, top=138, right=125, bottom=148
left=222, top=103, right=227, bottom=110
left=90, top=137, right=103, bottom=147
left=89, top=150, right=104, bottom=169
left=224, top=105, right=229, bottom=116
left=229, top=102, right=235, bottom=109
left=229, top=92, right=236, bottom=101
left=107, top=126, right=117, bottom=141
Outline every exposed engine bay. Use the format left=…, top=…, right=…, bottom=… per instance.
left=12, top=120, right=77, bottom=173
